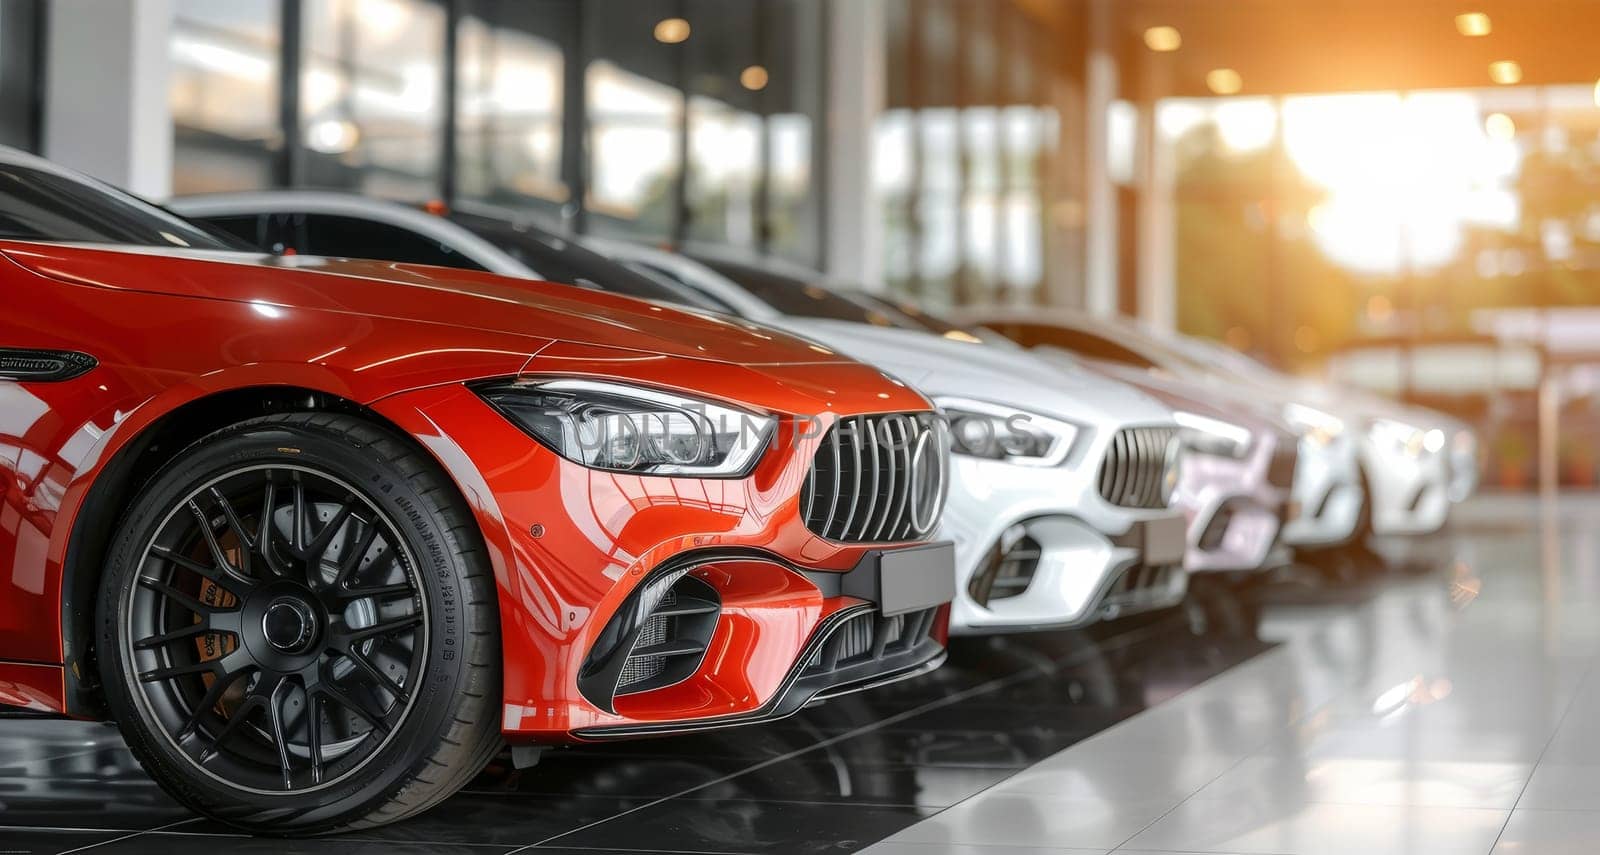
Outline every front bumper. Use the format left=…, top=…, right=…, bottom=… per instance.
left=1174, top=434, right=1293, bottom=574
left=569, top=546, right=953, bottom=738
left=371, top=366, right=953, bottom=744
left=942, top=457, right=1188, bottom=634
left=1363, top=439, right=1451, bottom=536
left=1283, top=434, right=1364, bottom=549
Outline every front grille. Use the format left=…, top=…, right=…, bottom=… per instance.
left=802, top=608, right=933, bottom=676
left=1097, top=426, right=1179, bottom=509
left=1266, top=440, right=1298, bottom=488
left=801, top=413, right=948, bottom=543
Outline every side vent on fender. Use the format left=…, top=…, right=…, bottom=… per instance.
left=0, top=349, right=98, bottom=382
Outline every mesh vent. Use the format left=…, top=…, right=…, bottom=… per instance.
left=1097, top=426, right=1179, bottom=509
left=803, top=608, right=931, bottom=674
left=800, top=413, right=948, bottom=544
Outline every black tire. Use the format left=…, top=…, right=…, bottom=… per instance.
left=96, top=412, right=502, bottom=835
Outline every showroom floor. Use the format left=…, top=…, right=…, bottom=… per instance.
left=1, top=494, right=1593, bottom=855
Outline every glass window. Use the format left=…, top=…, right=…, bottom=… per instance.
left=448, top=211, right=712, bottom=306
left=300, top=0, right=447, bottom=200
left=584, top=59, right=682, bottom=240
left=198, top=214, right=268, bottom=247
left=298, top=213, right=488, bottom=269
left=990, top=323, right=1155, bottom=368
left=0, top=1, right=42, bottom=151
left=692, top=257, right=895, bottom=325
left=169, top=0, right=282, bottom=193
left=760, top=0, right=825, bottom=266
left=457, top=0, right=570, bottom=213
left=686, top=95, right=761, bottom=247
left=0, top=160, right=231, bottom=249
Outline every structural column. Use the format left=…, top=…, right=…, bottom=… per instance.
left=823, top=0, right=886, bottom=288
left=43, top=0, right=176, bottom=198
left=1082, top=0, right=1119, bottom=316
left=1134, top=99, right=1177, bottom=331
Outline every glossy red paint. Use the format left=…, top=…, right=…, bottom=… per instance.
left=0, top=240, right=947, bottom=739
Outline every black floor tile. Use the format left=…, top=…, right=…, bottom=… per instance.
left=694, top=757, right=1016, bottom=807
left=84, top=832, right=516, bottom=854
left=541, top=797, right=938, bottom=854
left=0, top=828, right=125, bottom=854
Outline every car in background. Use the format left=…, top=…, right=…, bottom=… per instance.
left=962, top=308, right=1459, bottom=540
left=2, top=152, right=957, bottom=834
left=172, top=193, right=1194, bottom=636
left=811, top=294, right=1299, bottom=577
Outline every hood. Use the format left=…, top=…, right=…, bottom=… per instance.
left=1070, top=354, right=1294, bottom=435
left=1, top=242, right=851, bottom=367
left=773, top=318, right=1175, bottom=427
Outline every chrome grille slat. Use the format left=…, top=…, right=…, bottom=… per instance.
left=852, top=416, right=882, bottom=542
left=803, top=412, right=945, bottom=544
left=869, top=417, right=902, bottom=542
left=822, top=425, right=843, bottom=536
left=835, top=421, right=863, bottom=540
left=1098, top=426, right=1179, bottom=510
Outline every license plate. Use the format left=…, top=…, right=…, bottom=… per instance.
left=876, top=541, right=956, bottom=616
left=1143, top=515, right=1188, bottom=565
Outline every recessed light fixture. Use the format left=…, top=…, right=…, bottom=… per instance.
left=653, top=17, right=691, bottom=44
left=739, top=65, right=769, bottom=91
left=1143, top=26, right=1182, bottom=52
left=1206, top=68, right=1243, bottom=95
left=1484, top=112, right=1516, bottom=141
left=1488, top=60, right=1522, bottom=85
left=1455, top=12, right=1491, bottom=36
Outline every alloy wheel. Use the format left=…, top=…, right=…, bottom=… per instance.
left=122, top=463, right=427, bottom=795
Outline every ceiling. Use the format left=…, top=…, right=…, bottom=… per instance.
left=1107, top=0, right=1600, bottom=99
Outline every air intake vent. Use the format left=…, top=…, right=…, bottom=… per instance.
left=0, top=349, right=97, bottom=382
left=800, top=413, right=949, bottom=544
left=968, top=528, right=1043, bottom=607
left=579, top=570, right=721, bottom=710
left=1267, top=441, right=1298, bottom=489
left=1097, top=426, right=1179, bottom=509
left=801, top=607, right=933, bottom=676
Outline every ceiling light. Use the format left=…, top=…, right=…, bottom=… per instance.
left=1206, top=68, right=1243, bottom=95
left=739, top=65, right=769, bottom=91
left=1488, top=60, right=1522, bottom=85
left=1593, top=78, right=1600, bottom=107
left=653, top=17, right=691, bottom=44
left=1143, top=26, right=1182, bottom=52
left=1484, top=112, right=1515, bottom=141
left=1455, top=12, right=1491, bottom=36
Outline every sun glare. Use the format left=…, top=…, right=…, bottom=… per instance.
left=1282, top=92, right=1520, bottom=275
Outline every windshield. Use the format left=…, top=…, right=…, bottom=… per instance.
left=0, top=158, right=230, bottom=250
left=449, top=211, right=722, bottom=310
left=688, top=256, right=898, bottom=325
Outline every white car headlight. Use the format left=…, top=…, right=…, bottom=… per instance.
left=1175, top=410, right=1252, bottom=459
left=1370, top=418, right=1437, bottom=459
left=934, top=396, right=1078, bottom=467
left=475, top=378, right=775, bottom=476
left=1284, top=403, right=1344, bottom=449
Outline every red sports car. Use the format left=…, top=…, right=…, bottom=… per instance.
left=0, top=150, right=954, bottom=833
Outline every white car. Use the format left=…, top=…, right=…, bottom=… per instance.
left=959, top=308, right=1380, bottom=546
left=170, top=192, right=1194, bottom=635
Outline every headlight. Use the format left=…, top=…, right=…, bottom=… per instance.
left=933, top=396, right=1078, bottom=467
left=1284, top=403, right=1344, bottom=449
left=1174, top=411, right=1252, bottom=459
left=1370, top=418, right=1436, bottom=458
left=474, top=378, right=775, bottom=476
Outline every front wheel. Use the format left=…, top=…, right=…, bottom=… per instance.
left=97, top=413, right=501, bottom=834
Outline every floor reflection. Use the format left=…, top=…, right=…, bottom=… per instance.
left=3, top=502, right=1508, bottom=853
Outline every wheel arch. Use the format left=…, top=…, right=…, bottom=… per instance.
left=58, top=383, right=488, bottom=717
